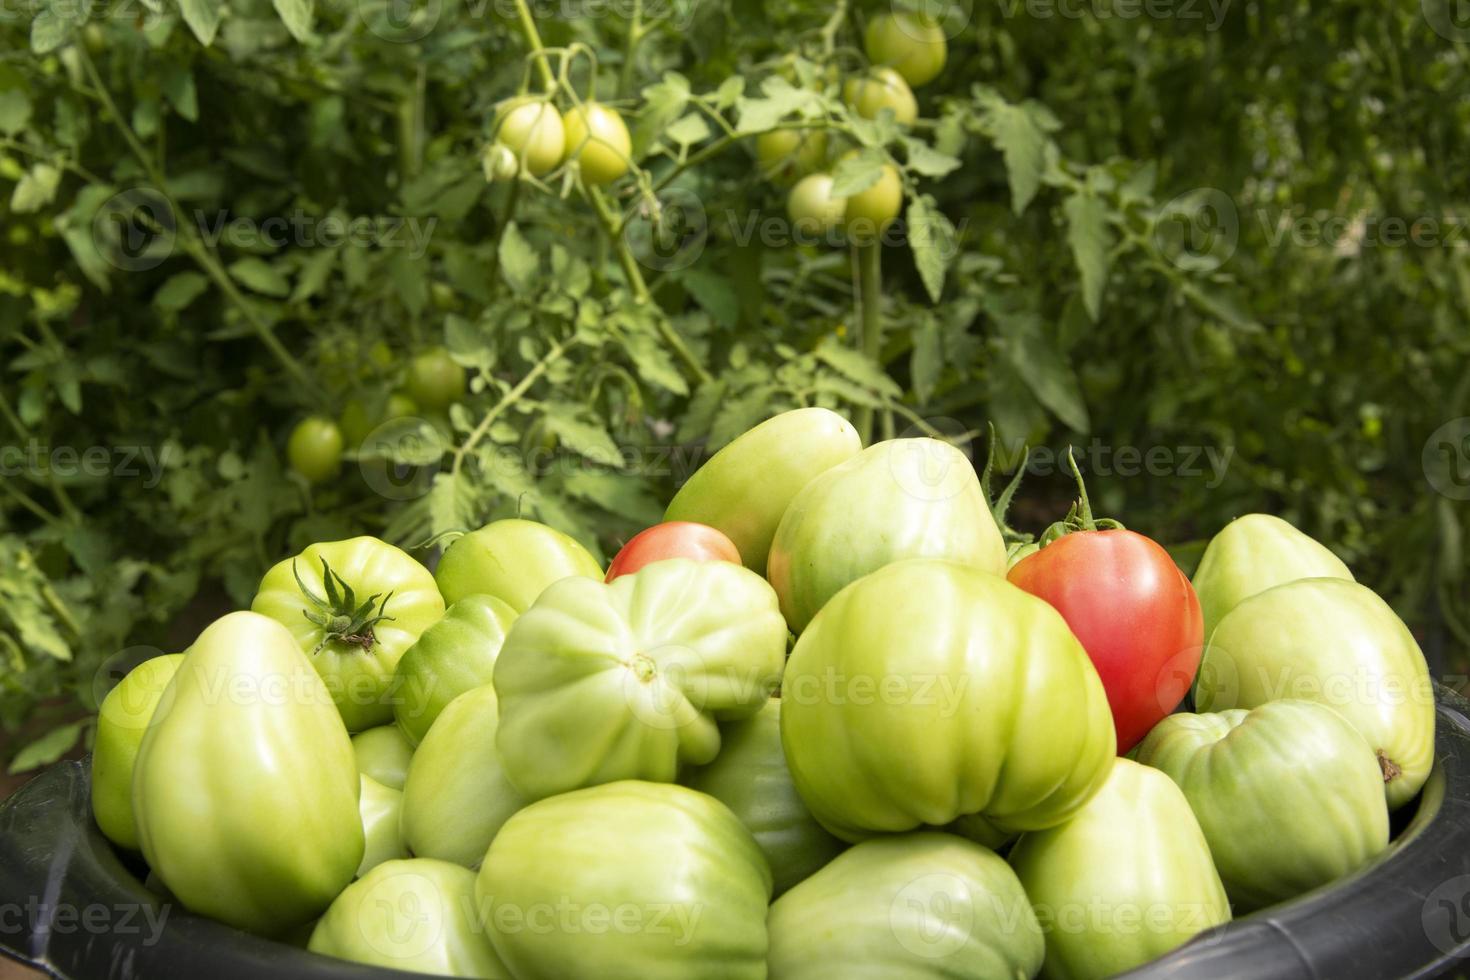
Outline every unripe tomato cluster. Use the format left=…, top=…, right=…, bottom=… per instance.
left=767, top=11, right=949, bottom=243
left=488, top=97, right=632, bottom=185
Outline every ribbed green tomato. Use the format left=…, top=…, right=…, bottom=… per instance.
left=287, top=416, right=344, bottom=484
left=767, top=438, right=1008, bottom=633
left=133, top=612, right=363, bottom=935
left=91, top=653, right=185, bottom=850
left=1196, top=577, right=1434, bottom=810
left=768, top=833, right=1043, bottom=980
left=494, top=558, right=787, bottom=800
left=562, top=102, right=632, bottom=185
left=406, top=347, right=466, bottom=411
left=400, top=684, right=529, bottom=868
left=310, top=858, right=508, bottom=977
left=495, top=98, right=565, bottom=176
left=665, top=407, right=860, bottom=573
left=434, top=518, right=603, bottom=612
left=756, top=128, right=829, bottom=184
left=357, top=774, right=409, bottom=877
left=864, top=11, right=947, bottom=87
left=391, top=594, right=518, bottom=745
left=842, top=158, right=902, bottom=241
left=252, top=537, right=445, bottom=732
left=782, top=560, right=1114, bottom=841
left=786, top=173, right=846, bottom=239
left=1009, top=759, right=1231, bottom=980
left=1135, top=700, right=1389, bottom=911
left=351, top=724, right=413, bottom=789
left=843, top=66, right=918, bottom=125
left=475, top=781, right=771, bottom=980
left=1191, top=513, right=1353, bottom=640
left=682, top=698, right=844, bottom=896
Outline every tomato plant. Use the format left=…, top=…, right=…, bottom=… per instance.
left=863, top=11, right=947, bottom=87
left=604, top=521, right=741, bottom=581
left=495, top=98, right=565, bottom=176
left=405, top=347, right=466, bottom=411
left=1007, top=453, right=1204, bottom=754
left=843, top=66, right=918, bottom=125
left=562, top=102, right=632, bottom=185
left=287, top=417, right=344, bottom=484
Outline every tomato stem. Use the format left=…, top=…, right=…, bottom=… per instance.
left=510, top=0, right=557, bottom=91
left=853, top=239, right=884, bottom=444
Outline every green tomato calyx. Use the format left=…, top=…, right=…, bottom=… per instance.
left=294, top=558, right=398, bottom=655
left=628, top=653, right=658, bottom=683
left=1038, top=446, right=1126, bottom=546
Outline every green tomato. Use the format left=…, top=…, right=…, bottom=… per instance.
left=1196, top=577, right=1434, bottom=810
left=406, top=347, right=466, bottom=411
left=786, top=173, right=846, bottom=239
left=756, top=128, right=829, bottom=184
left=665, top=407, right=860, bottom=573
left=1009, top=759, right=1231, bottom=980
left=864, top=11, right=947, bottom=87
left=767, top=438, right=1008, bottom=633
left=768, top=832, right=1043, bottom=980
left=287, top=416, right=344, bottom=484
left=563, top=102, right=632, bottom=185
left=435, top=518, right=604, bottom=612
left=494, top=558, right=787, bottom=800
left=91, top=653, right=185, bottom=850
left=475, top=781, right=771, bottom=980
left=357, top=774, right=409, bottom=877
left=252, top=536, right=445, bottom=732
left=351, top=724, right=414, bottom=790
left=495, top=98, right=565, bottom=176
left=400, top=683, right=529, bottom=868
left=1191, top=513, right=1353, bottom=640
left=843, top=66, right=918, bottom=125
left=310, top=858, right=509, bottom=977
left=1135, top=700, right=1389, bottom=911
left=391, top=593, right=519, bottom=746
left=340, top=393, right=419, bottom=450
left=842, top=159, right=903, bottom=241
left=782, top=560, right=1114, bottom=841
left=682, top=698, right=845, bottom=896
left=133, top=612, right=363, bottom=935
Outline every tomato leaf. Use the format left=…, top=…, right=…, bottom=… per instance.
left=1063, top=186, right=1114, bottom=322
left=8, top=722, right=84, bottom=774
left=993, top=311, right=1090, bottom=433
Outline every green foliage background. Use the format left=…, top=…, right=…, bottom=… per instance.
left=1, top=0, right=1466, bottom=767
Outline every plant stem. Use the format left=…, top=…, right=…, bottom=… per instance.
left=853, top=240, right=883, bottom=443
left=819, top=0, right=850, bottom=54
left=619, top=0, right=643, bottom=99
left=452, top=338, right=575, bottom=475
left=76, top=48, right=321, bottom=402
left=586, top=186, right=711, bottom=386
left=511, top=0, right=557, bottom=91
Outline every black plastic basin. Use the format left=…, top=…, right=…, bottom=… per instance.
left=5, top=687, right=1470, bottom=979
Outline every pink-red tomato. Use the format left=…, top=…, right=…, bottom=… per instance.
left=1007, top=529, right=1204, bottom=754
left=605, top=522, right=742, bottom=582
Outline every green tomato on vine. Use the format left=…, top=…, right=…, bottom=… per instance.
left=840, top=153, right=904, bottom=241
left=562, top=103, right=632, bottom=185
left=287, top=416, right=344, bottom=484
left=864, top=11, right=947, bottom=87
left=406, top=348, right=466, bottom=411
left=756, top=128, right=829, bottom=185
left=787, top=173, right=846, bottom=239
left=495, top=98, right=565, bottom=176
left=843, top=67, right=918, bottom=126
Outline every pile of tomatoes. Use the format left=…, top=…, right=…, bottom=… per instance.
left=91, top=406, right=1434, bottom=979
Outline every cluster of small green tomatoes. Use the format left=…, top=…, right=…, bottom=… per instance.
left=287, top=347, right=467, bottom=485
left=484, top=97, right=633, bottom=187
left=769, top=11, right=947, bottom=242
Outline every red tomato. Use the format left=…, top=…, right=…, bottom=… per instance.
left=1008, top=529, right=1203, bottom=754
left=605, top=522, right=743, bottom=582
